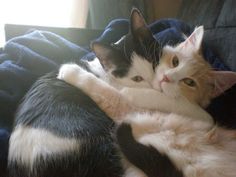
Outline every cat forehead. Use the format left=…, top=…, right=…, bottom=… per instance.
left=114, top=31, right=160, bottom=63
left=161, top=45, right=211, bottom=77
left=129, top=52, right=154, bottom=79
left=163, top=45, right=202, bottom=64
left=163, top=45, right=189, bottom=58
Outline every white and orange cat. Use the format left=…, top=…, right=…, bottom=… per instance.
left=58, top=17, right=236, bottom=177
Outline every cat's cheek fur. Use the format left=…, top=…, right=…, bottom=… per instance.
left=8, top=125, right=79, bottom=167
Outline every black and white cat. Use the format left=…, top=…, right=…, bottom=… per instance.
left=57, top=24, right=236, bottom=177
left=7, top=9, right=169, bottom=177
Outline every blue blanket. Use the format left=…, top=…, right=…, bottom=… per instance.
left=0, top=19, right=234, bottom=173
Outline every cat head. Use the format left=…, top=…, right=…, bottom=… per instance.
left=153, top=26, right=236, bottom=107
left=91, top=8, right=160, bottom=88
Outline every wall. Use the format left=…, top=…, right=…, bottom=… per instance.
left=146, top=0, right=182, bottom=23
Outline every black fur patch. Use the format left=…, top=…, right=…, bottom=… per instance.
left=116, top=123, right=184, bottom=177
left=9, top=72, right=123, bottom=177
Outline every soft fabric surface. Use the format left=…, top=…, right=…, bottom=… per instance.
left=0, top=19, right=235, bottom=172
left=178, top=0, right=236, bottom=71
left=0, top=129, right=9, bottom=175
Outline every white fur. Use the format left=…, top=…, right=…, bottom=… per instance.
left=129, top=53, right=154, bottom=86
left=88, top=57, right=107, bottom=78
left=58, top=58, right=213, bottom=123
left=124, top=166, right=147, bottom=177
left=58, top=61, right=236, bottom=176
left=121, top=87, right=212, bottom=122
left=110, top=52, right=154, bottom=89
left=153, top=26, right=204, bottom=91
left=8, top=125, right=79, bottom=169
left=57, top=26, right=236, bottom=177
left=88, top=52, right=154, bottom=89
left=126, top=112, right=236, bottom=177
left=152, top=45, right=199, bottom=98
left=58, top=63, right=101, bottom=92
left=58, top=52, right=155, bottom=91
left=176, top=26, right=204, bottom=55
left=185, top=26, right=204, bottom=52
left=57, top=61, right=236, bottom=177
left=122, top=158, right=147, bottom=177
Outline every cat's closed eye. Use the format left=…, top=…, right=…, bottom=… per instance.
left=182, top=78, right=196, bottom=87
left=171, top=56, right=179, bottom=68
left=131, top=76, right=144, bottom=82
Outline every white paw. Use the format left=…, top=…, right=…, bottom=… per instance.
left=57, top=63, right=87, bottom=84
left=138, top=133, right=171, bottom=154
left=138, top=134, right=155, bottom=146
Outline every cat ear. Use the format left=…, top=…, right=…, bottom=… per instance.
left=130, top=8, right=154, bottom=42
left=181, top=26, right=204, bottom=53
left=91, top=42, right=115, bottom=71
left=130, top=8, right=147, bottom=32
left=210, top=71, right=236, bottom=98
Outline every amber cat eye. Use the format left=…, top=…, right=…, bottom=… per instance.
left=132, top=76, right=144, bottom=82
left=182, top=78, right=196, bottom=87
left=172, top=56, right=179, bottom=67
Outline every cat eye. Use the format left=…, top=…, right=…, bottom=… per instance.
left=131, top=76, right=144, bottom=82
left=182, top=78, right=196, bottom=87
left=172, top=56, right=179, bottom=68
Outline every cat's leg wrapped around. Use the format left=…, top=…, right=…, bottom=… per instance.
left=120, top=87, right=213, bottom=122
left=58, top=63, right=137, bottom=121
left=57, top=8, right=161, bottom=122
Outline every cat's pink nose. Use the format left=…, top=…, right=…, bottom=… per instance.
left=161, top=75, right=170, bottom=83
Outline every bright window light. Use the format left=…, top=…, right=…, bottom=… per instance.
left=0, top=0, right=88, bottom=46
